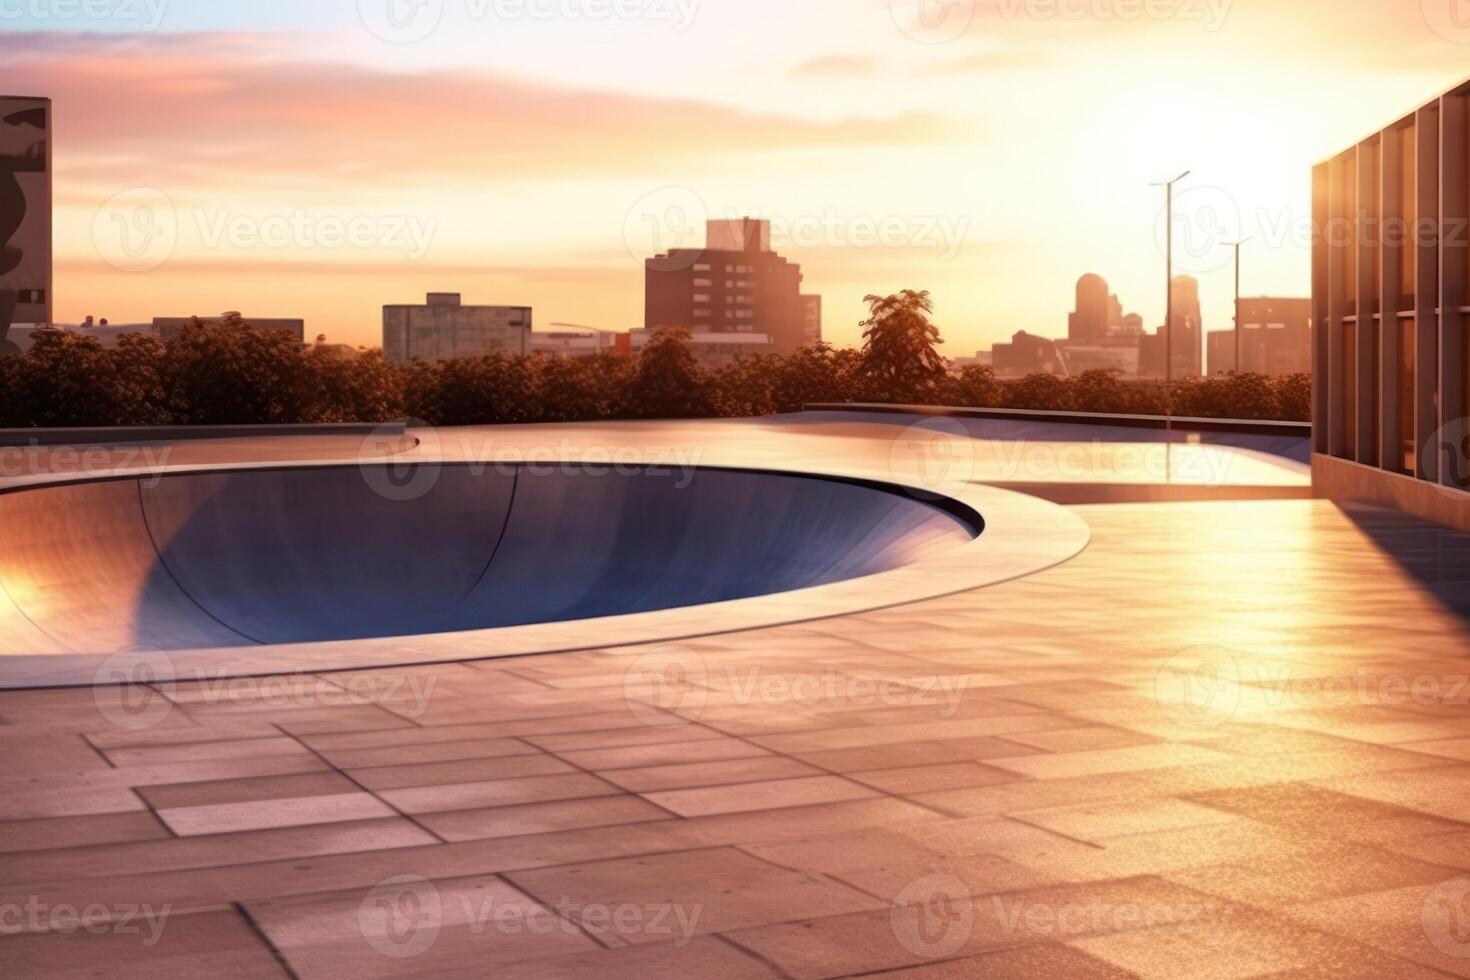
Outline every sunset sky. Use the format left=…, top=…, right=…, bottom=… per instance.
left=6, top=1, right=1470, bottom=354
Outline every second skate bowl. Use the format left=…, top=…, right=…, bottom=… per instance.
left=0, top=463, right=980, bottom=654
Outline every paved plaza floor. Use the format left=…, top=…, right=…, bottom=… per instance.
left=3, top=417, right=1470, bottom=977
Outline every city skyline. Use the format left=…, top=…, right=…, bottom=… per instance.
left=4, top=5, right=1470, bottom=352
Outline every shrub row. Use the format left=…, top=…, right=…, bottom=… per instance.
left=0, top=323, right=1311, bottom=429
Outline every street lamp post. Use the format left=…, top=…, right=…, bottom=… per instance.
left=1223, top=236, right=1253, bottom=375
left=1151, top=171, right=1191, bottom=446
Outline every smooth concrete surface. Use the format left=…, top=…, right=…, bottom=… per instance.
left=4, top=494, right=1470, bottom=977
left=0, top=418, right=1097, bottom=686
left=0, top=422, right=407, bottom=447
left=806, top=402, right=1313, bottom=438
left=0, top=465, right=973, bottom=653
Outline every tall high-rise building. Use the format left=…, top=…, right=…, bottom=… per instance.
left=1140, top=275, right=1204, bottom=378
left=0, top=95, right=51, bottom=355
left=801, top=295, right=822, bottom=346
left=382, top=293, right=530, bottom=364
left=645, top=218, right=810, bottom=354
left=1068, top=274, right=1110, bottom=344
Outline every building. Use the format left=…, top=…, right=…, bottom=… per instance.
left=1206, top=297, right=1311, bottom=375
left=0, top=96, right=51, bottom=355
left=1139, top=275, right=1204, bottom=378
left=4, top=321, right=152, bottom=352
left=153, top=316, right=305, bottom=343
left=529, top=328, right=627, bottom=358
left=1312, top=76, right=1470, bottom=531
left=645, top=218, right=810, bottom=355
left=987, top=273, right=1146, bottom=378
left=629, top=327, right=775, bottom=369
left=801, top=295, right=822, bottom=346
left=1068, top=274, right=1111, bottom=344
left=382, top=293, right=530, bottom=364
left=991, top=330, right=1064, bottom=378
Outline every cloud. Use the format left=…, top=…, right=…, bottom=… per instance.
left=788, top=54, right=881, bottom=78
left=2, top=32, right=960, bottom=193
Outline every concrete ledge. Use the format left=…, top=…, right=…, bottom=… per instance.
left=0, top=422, right=405, bottom=447
left=994, top=481, right=1315, bottom=506
left=1313, top=452, right=1470, bottom=532
left=806, top=403, right=1311, bottom=437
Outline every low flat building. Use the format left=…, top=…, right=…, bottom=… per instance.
left=382, top=293, right=529, bottom=364
left=991, top=331, right=1064, bottom=378
left=629, top=328, right=775, bottom=369
left=1206, top=297, right=1311, bottom=375
left=530, top=329, right=627, bottom=358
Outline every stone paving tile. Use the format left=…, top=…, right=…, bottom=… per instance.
left=0, top=818, right=438, bottom=887
left=416, top=795, right=676, bottom=842
left=984, top=743, right=1239, bottom=781
left=136, top=770, right=361, bottom=809
left=1186, top=782, right=1470, bottom=844
left=101, top=735, right=317, bottom=768
left=847, top=762, right=1026, bottom=795
left=466, top=935, right=783, bottom=979
left=833, top=851, right=1066, bottom=902
left=1070, top=906, right=1449, bottom=979
left=723, top=876, right=1238, bottom=980
left=597, top=756, right=820, bottom=792
left=998, top=726, right=1165, bottom=753
left=521, top=723, right=731, bottom=753
left=379, top=772, right=623, bottom=815
left=856, top=943, right=1138, bottom=978
left=739, top=827, right=946, bottom=875
left=347, top=753, right=576, bottom=791
left=641, top=774, right=881, bottom=817
left=1165, top=846, right=1458, bottom=909
left=1281, top=879, right=1470, bottom=977
left=1010, top=799, right=1241, bottom=844
left=552, top=735, right=770, bottom=771
left=317, top=737, right=540, bottom=770
left=507, top=847, right=883, bottom=942
left=249, top=873, right=598, bottom=978
left=0, top=810, right=171, bottom=853
left=0, top=907, right=291, bottom=978
left=155, top=791, right=400, bottom=836
left=790, top=736, right=1042, bottom=773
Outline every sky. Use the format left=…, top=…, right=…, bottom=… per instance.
left=4, top=0, right=1470, bottom=354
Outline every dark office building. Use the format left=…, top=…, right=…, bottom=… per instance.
left=645, top=218, right=810, bottom=354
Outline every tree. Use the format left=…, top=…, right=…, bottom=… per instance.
left=634, top=325, right=712, bottom=418
left=858, top=289, right=949, bottom=403
left=946, top=364, right=1000, bottom=408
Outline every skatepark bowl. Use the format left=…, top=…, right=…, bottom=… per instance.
left=0, top=462, right=982, bottom=654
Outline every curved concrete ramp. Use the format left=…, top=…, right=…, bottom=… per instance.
left=0, top=464, right=976, bottom=654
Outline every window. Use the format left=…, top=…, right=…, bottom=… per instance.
left=693, top=308, right=710, bottom=317
left=693, top=278, right=712, bottom=287
left=693, top=294, right=710, bottom=303
left=694, top=264, right=711, bottom=272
